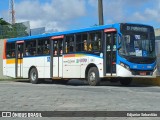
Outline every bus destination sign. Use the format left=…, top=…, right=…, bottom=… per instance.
left=126, top=26, right=148, bottom=32
left=121, top=24, right=149, bottom=32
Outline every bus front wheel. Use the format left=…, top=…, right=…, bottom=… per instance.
left=29, top=68, right=39, bottom=84
left=87, top=67, right=100, bottom=86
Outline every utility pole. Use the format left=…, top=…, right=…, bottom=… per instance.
left=9, top=0, right=16, bottom=24
left=98, top=0, right=104, bottom=25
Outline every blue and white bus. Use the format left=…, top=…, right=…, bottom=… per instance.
left=3, top=23, right=156, bottom=86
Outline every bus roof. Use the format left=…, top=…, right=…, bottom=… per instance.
left=7, top=23, right=117, bottom=43
left=6, top=23, right=152, bottom=43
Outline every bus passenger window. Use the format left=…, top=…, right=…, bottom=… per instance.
left=88, top=32, right=101, bottom=52
left=65, top=42, right=68, bottom=53
left=36, top=38, right=50, bottom=56
left=6, top=43, right=15, bottom=58
left=12, top=51, right=15, bottom=57
left=75, top=33, right=87, bottom=52
left=88, top=43, right=92, bottom=51
left=84, top=40, right=87, bottom=51
left=7, top=52, right=11, bottom=58
left=54, top=47, right=58, bottom=56
left=25, top=49, right=30, bottom=56
left=70, top=45, right=73, bottom=52
left=65, top=35, right=74, bottom=53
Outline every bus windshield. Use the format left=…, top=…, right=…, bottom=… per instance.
left=119, top=24, right=156, bottom=59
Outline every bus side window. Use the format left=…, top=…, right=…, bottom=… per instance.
left=65, top=35, right=74, bottom=53
left=75, top=33, right=87, bottom=52
left=82, top=34, right=88, bottom=51
left=84, top=40, right=87, bottom=51
left=88, top=32, right=101, bottom=52
left=65, top=42, right=68, bottom=53
left=25, top=40, right=36, bottom=56
left=88, top=34, right=92, bottom=51
left=53, top=41, right=58, bottom=56
left=37, top=38, right=50, bottom=56
left=76, top=34, right=81, bottom=52
left=6, top=43, right=15, bottom=58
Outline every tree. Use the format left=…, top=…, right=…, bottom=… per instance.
left=0, top=18, right=29, bottom=39
left=0, top=18, right=10, bottom=25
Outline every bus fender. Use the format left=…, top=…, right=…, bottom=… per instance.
left=85, top=63, right=99, bottom=79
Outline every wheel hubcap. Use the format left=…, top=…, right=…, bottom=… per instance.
left=89, top=72, right=96, bottom=83
left=31, top=71, right=36, bottom=81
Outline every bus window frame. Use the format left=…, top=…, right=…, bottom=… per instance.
left=6, top=42, right=16, bottom=58
left=64, top=34, right=75, bottom=54
left=75, top=32, right=88, bottom=52
left=87, top=30, right=103, bottom=53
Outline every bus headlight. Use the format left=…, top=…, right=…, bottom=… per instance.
left=120, top=62, right=130, bottom=70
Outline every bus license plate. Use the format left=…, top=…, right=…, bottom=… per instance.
left=140, top=72, right=146, bottom=76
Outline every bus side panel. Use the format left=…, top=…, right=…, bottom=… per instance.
left=63, top=56, right=81, bottom=78
left=44, top=56, right=50, bottom=78
left=23, top=57, right=45, bottom=78
left=23, top=58, right=35, bottom=78
left=59, top=57, right=63, bottom=77
left=35, top=57, right=45, bottom=78
left=5, top=59, right=16, bottom=78
left=96, top=58, right=104, bottom=78
left=87, top=56, right=103, bottom=78
left=80, top=56, right=89, bottom=78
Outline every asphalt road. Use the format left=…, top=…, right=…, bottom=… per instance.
left=0, top=79, right=160, bottom=120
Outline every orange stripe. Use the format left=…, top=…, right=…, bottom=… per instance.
left=64, top=54, right=76, bottom=58
left=104, top=28, right=116, bottom=32
left=51, top=35, right=64, bottom=40
left=3, top=40, right=7, bottom=59
left=6, top=59, right=23, bottom=64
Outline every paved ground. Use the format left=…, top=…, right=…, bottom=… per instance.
left=0, top=79, right=160, bottom=120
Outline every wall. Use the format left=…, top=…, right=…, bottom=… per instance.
left=0, top=39, right=10, bottom=79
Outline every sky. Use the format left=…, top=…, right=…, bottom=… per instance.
left=0, top=0, right=160, bottom=32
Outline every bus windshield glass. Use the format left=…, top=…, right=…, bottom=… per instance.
left=119, top=24, right=156, bottom=59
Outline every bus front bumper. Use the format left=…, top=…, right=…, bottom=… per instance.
left=116, top=65, right=157, bottom=78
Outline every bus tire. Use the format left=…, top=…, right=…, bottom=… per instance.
left=120, top=78, right=132, bottom=86
left=29, top=68, right=39, bottom=84
left=87, top=67, right=100, bottom=86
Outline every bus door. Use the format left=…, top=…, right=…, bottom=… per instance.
left=50, top=36, right=64, bottom=78
left=15, top=41, right=24, bottom=78
left=104, top=29, right=117, bottom=76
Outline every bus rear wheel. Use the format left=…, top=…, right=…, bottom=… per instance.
left=119, top=78, right=132, bottom=86
left=87, top=67, right=100, bottom=86
left=29, top=68, right=39, bottom=84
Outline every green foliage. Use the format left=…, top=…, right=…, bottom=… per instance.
left=0, top=18, right=10, bottom=25
left=0, top=18, right=29, bottom=39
